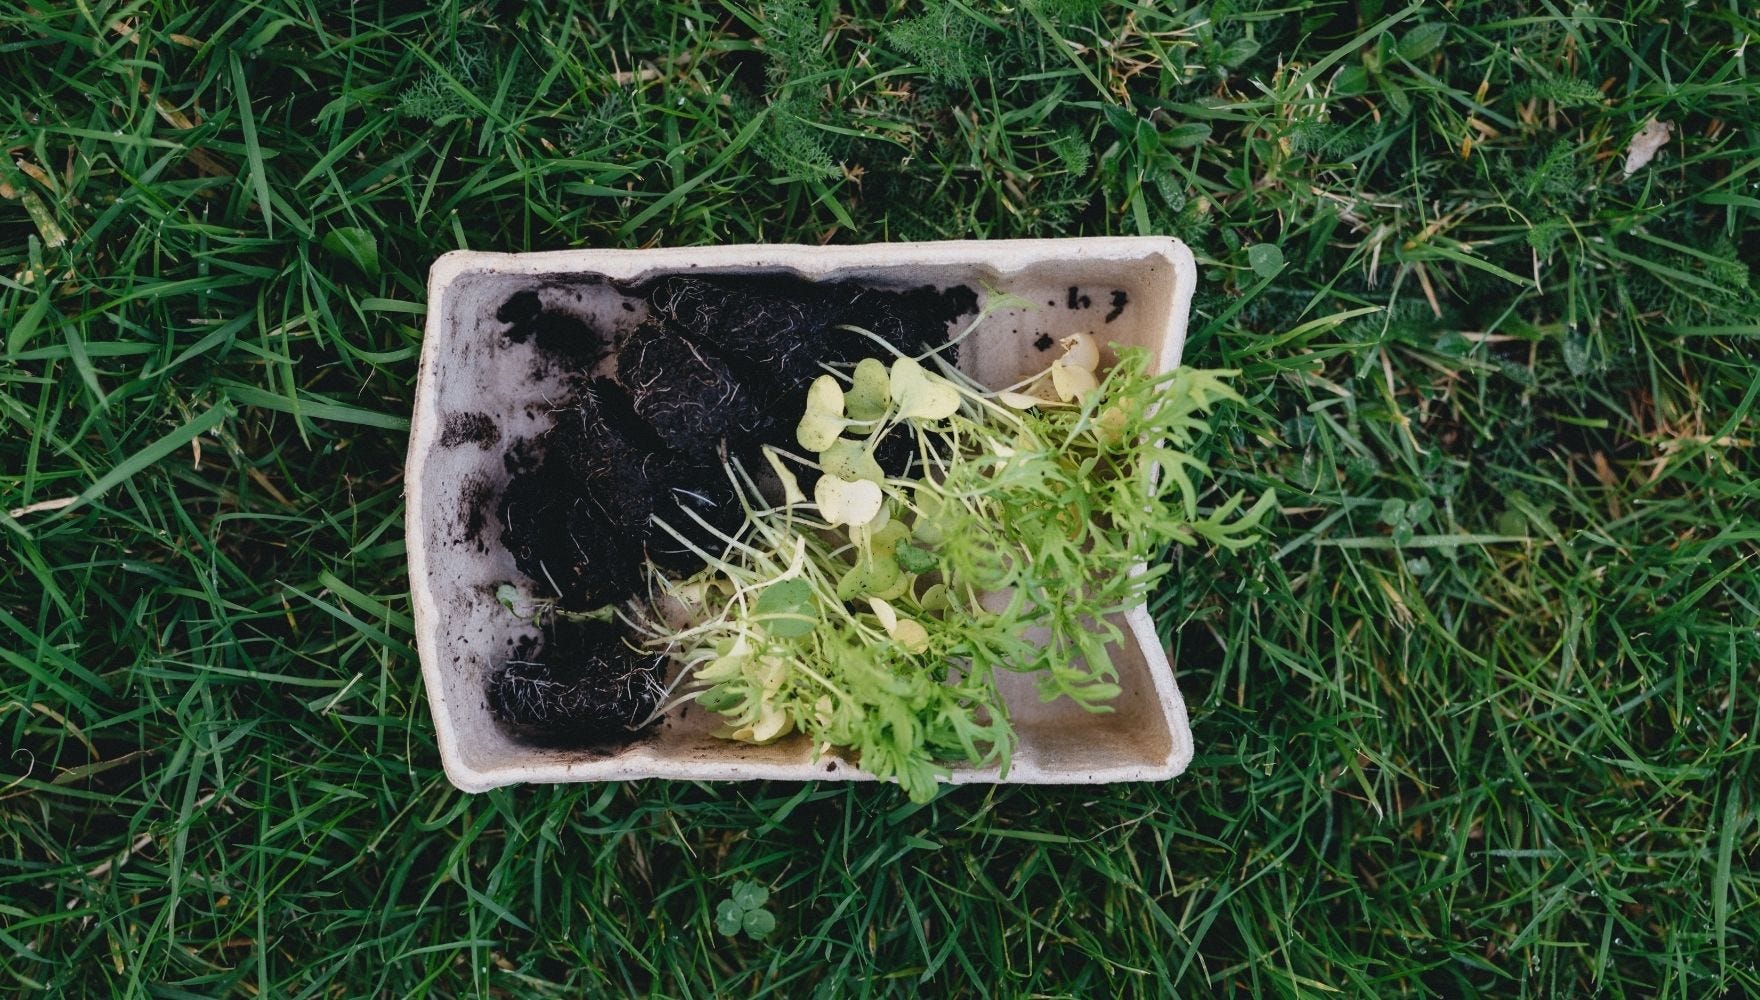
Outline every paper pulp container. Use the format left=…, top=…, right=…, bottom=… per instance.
left=407, top=237, right=1198, bottom=793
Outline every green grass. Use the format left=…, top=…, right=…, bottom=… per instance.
left=2, top=0, right=1756, bottom=994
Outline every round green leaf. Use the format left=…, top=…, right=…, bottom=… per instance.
left=918, top=583, right=950, bottom=611
left=1247, top=242, right=1284, bottom=279
left=870, top=520, right=910, bottom=557
left=753, top=580, right=816, bottom=638
left=1050, top=361, right=1098, bottom=402
left=715, top=900, right=745, bottom=935
left=797, top=376, right=848, bottom=452
left=732, top=882, right=769, bottom=910
left=911, top=490, right=949, bottom=544
left=742, top=908, right=776, bottom=939
left=890, top=618, right=929, bottom=654
left=796, top=413, right=845, bottom=453
left=836, top=552, right=903, bottom=602
left=804, top=374, right=845, bottom=417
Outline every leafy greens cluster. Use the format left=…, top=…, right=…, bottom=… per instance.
left=648, top=331, right=1272, bottom=802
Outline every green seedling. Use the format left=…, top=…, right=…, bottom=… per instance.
left=643, top=324, right=1273, bottom=802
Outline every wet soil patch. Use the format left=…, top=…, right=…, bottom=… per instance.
left=482, top=270, right=976, bottom=746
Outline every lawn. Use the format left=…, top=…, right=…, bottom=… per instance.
left=2, top=0, right=1757, bottom=995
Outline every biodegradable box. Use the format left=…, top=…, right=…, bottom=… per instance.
left=407, top=237, right=1198, bottom=792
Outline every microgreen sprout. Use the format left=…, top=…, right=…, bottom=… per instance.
left=642, top=323, right=1274, bottom=802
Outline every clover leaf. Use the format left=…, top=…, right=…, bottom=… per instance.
left=714, top=899, right=746, bottom=936
left=742, top=908, right=777, bottom=939
left=716, top=881, right=777, bottom=941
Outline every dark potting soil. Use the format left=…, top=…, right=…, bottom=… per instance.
left=488, top=271, right=975, bottom=746
left=640, top=274, right=976, bottom=394
left=548, top=378, right=668, bottom=520
left=644, top=471, right=745, bottom=575
left=616, top=319, right=770, bottom=458
left=497, top=459, right=645, bottom=608
left=487, top=619, right=665, bottom=743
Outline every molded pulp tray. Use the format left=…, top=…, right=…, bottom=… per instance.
left=408, top=237, right=1198, bottom=793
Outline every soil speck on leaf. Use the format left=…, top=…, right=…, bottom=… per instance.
left=1033, top=332, right=1055, bottom=351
